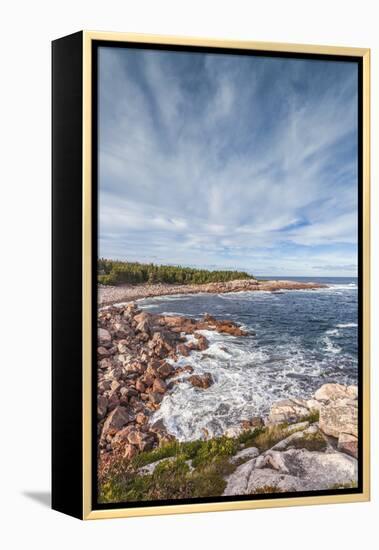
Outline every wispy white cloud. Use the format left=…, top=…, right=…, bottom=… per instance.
left=98, top=47, right=358, bottom=276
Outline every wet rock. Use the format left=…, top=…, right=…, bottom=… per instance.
left=217, top=322, right=247, bottom=336
left=188, top=373, right=213, bottom=389
left=149, top=392, right=163, bottom=405
left=195, top=334, right=209, bottom=350
left=157, top=362, right=175, bottom=378
left=176, top=343, right=190, bottom=356
left=175, top=365, right=194, bottom=375
left=150, top=418, right=166, bottom=432
left=152, top=377, right=167, bottom=394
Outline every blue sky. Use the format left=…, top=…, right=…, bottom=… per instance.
left=98, top=46, right=358, bottom=277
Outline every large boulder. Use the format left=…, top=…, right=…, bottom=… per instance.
left=223, top=448, right=357, bottom=496
left=319, top=398, right=358, bottom=438
left=268, top=398, right=309, bottom=424
left=314, top=383, right=356, bottom=402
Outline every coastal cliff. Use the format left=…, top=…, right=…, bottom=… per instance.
left=97, top=302, right=358, bottom=503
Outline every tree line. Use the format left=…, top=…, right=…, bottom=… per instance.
left=98, top=258, right=254, bottom=286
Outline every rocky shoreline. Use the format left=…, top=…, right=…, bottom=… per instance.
left=98, top=304, right=247, bottom=462
left=97, top=302, right=358, bottom=501
left=99, top=278, right=327, bottom=306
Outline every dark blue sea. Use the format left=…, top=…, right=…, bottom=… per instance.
left=138, top=277, right=358, bottom=440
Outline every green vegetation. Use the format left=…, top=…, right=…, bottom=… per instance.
left=98, top=424, right=314, bottom=504
left=303, top=410, right=320, bottom=424
left=98, top=258, right=254, bottom=286
left=99, top=435, right=239, bottom=503
left=98, top=416, right=326, bottom=504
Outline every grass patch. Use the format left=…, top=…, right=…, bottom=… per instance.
left=252, top=424, right=292, bottom=451
left=99, top=435, right=242, bottom=504
left=131, top=436, right=238, bottom=469
left=131, top=441, right=181, bottom=468
left=98, top=454, right=237, bottom=503
left=302, top=410, right=320, bottom=424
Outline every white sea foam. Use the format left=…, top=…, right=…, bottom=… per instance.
left=326, top=328, right=340, bottom=336
left=151, top=324, right=357, bottom=441
left=322, top=336, right=342, bottom=355
left=137, top=283, right=358, bottom=440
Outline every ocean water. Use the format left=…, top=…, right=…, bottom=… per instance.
left=138, top=277, right=358, bottom=441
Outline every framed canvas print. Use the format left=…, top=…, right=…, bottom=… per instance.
left=52, top=31, right=370, bottom=520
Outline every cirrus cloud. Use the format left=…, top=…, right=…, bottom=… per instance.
left=98, top=47, right=358, bottom=276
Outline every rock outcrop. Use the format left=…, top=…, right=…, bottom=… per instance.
left=222, top=382, right=359, bottom=495
left=224, top=448, right=357, bottom=495
left=267, top=383, right=359, bottom=458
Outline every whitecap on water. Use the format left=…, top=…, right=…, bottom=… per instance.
left=322, top=336, right=342, bottom=355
